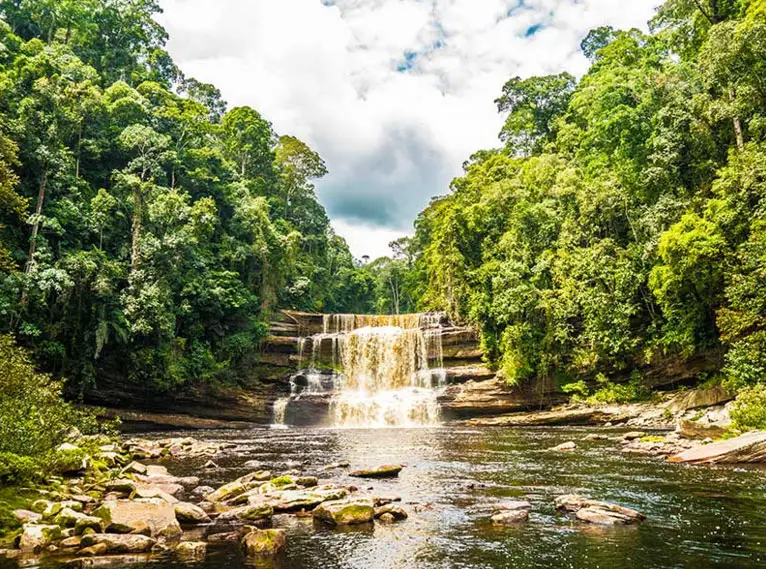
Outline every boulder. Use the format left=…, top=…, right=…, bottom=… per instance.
left=349, top=465, right=403, bottom=478
left=242, top=528, right=286, bottom=557
left=207, top=471, right=272, bottom=503
left=104, top=479, right=137, bottom=494
left=669, top=386, right=733, bottom=413
left=583, top=434, right=609, bottom=441
left=192, top=486, right=215, bottom=498
left=79, top=543, right=109, bottom=556
left=53, top=507, right=87, bottom=528
left=217, top=503, right=273, bottom=522
left=92, top=499, right=182, bottom=539
left=174, top=541, right=207, bottom=562
left=174, top=502, right=211, bottom=524
left=491, top=510, right=529, bottom=524
left=313, top=498, right=375, bottom=525
left=80, top=533, right=156, bottom=554
left=73, top=516, right=103, bottom=535
left=134, top=484, right=179, bottom=503
left=676, top=419, right=728, bottom=440
left=554, top=495, right=645, bottom=525
left=123, top=462, right=147, bottom=475
left=18, top=524, right=63, bottom=552
left=264, top=487, right=349, bottom=512
left=668, top=430, right=766, bottom=464
left=549, top=442, right=576, bottom=451
left=374, top=504, right=408, bottom=521
left=12, top=510, right=41, bottom=524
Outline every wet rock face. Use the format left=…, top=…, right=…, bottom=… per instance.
left=668, top=431, right=766, bottom=464
left=242, top=528, right=287, bottom=557
left=174, top=541, right=207, bottom=562
left=18, top=524, right=63, bottom=552
left=491, top=510, right=529, bottom=524
left=554, top=495, right=645, bottom=525
left=313, top=498, right=375, bottom=525
left=349, top=465, right=403, bottom=478
left=79, top=533, right=156, bottom=554
left=92, top=499, right=182, bottom=538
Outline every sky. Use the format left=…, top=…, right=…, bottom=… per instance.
left=157, top=0, right=661, bottom=260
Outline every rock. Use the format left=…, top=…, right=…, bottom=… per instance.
left=53, top=507, right=87, bottom=527
left=174, top=502, right=211, bottom=524
left=192, top=486, right=215, bottom=498
left=60, top=536, right=82, bottom=549
left=575, top=506, right=642, bottom=525
left=349, top=465, right=403, bottom=478
left=296, top=476, right=318, bottom=487
left=491, top=510, right=529, bottom=524
left=204, top=460, right=219, bottom=469
left=669, top=386, right=733, bottom=413
left=145, top=465, right=169, bottom=477
left=74, top=516, right=103, bottom=535
left=313, top=498, right=375, bottom=525
left=92, top=499, right=182, bottom=539
left=71, top=494, right=96, bottom=505
left=622, top=432, right=646, bottom=441
left=242, top=528, right=287, bottom=557
left=266, top=487, right=349, bottom=512
left=668, top=430, right=766, bottom=464
left=374, top=504, right=408, bottom=521
left=217, top=503, right=274, bottom=522
left=123, top=461, right=147, bottom=475
left=373, top=496, right=402, bottom=507
left=18, top=524, right=63, bottom=552
left=207, top=471, right=271, bottom=503
left=13, top=510, right=42, bottom=523
left=554, top=495, right=645, bottom=525
left=80, top=533, right=156, bottom=554
left=104, top=478, right=137, bottom=494
left=378, top=513, right=395, bottom=523
left=676, top=419, right=728, bottom=440
left=174, top=541, right=207, bottom=562
left=134, top=484, right=179, bottom=503
left=79, top=543, right=109, bottom=556
left=493, top=501, right=532, bottom=512
left=549, top=442, right=576, bottom=451
left=584, top=434, right=609, bottom=441
left=57, top=442, right=80, bottom=453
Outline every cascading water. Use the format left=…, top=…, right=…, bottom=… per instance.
left=272, top=313, right=447, bottom=428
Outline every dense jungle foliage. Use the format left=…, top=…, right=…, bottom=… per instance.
left=409, top=0, right=766, bottom=401
left=0, top=0, right=387, bottom=394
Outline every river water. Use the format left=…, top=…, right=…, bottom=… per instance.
left=98, top=425, right=766, bottom=569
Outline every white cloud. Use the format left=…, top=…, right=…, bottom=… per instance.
left=158, top=0, right=661, bottom=259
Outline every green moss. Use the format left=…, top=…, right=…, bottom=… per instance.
left=639, top=436, right=666, bottom=443
left=269, top=476, right=295, bottom=488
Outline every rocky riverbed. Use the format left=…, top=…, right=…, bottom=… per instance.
left=2, top=420, right=766, bottom=569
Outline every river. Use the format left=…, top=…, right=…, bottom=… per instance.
left=83, top=425, right=766, bottom=569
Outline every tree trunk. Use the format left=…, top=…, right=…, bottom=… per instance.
left=130, top=185, right=143, bottom=271
left=25, top=169, right=49, bottom=274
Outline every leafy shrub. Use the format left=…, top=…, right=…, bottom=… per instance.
left=562, top=380, right=590, bottom=402
left=0, top=453, right=39, bottom=486
left=0, top=335, right=109, bottom=485
left=586, top=373, right=650, bottom=405
left=730, top=385, right=766, bottom=431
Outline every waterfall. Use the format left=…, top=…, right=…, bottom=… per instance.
left=277, top=313, right=447, bottom=428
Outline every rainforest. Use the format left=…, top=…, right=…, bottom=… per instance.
left=2, top=1, right=766, bottom=568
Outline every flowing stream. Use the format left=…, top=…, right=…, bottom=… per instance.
left=274, top=314, right=447, bottom=428
left=110, top=425, right=766, bottom=569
